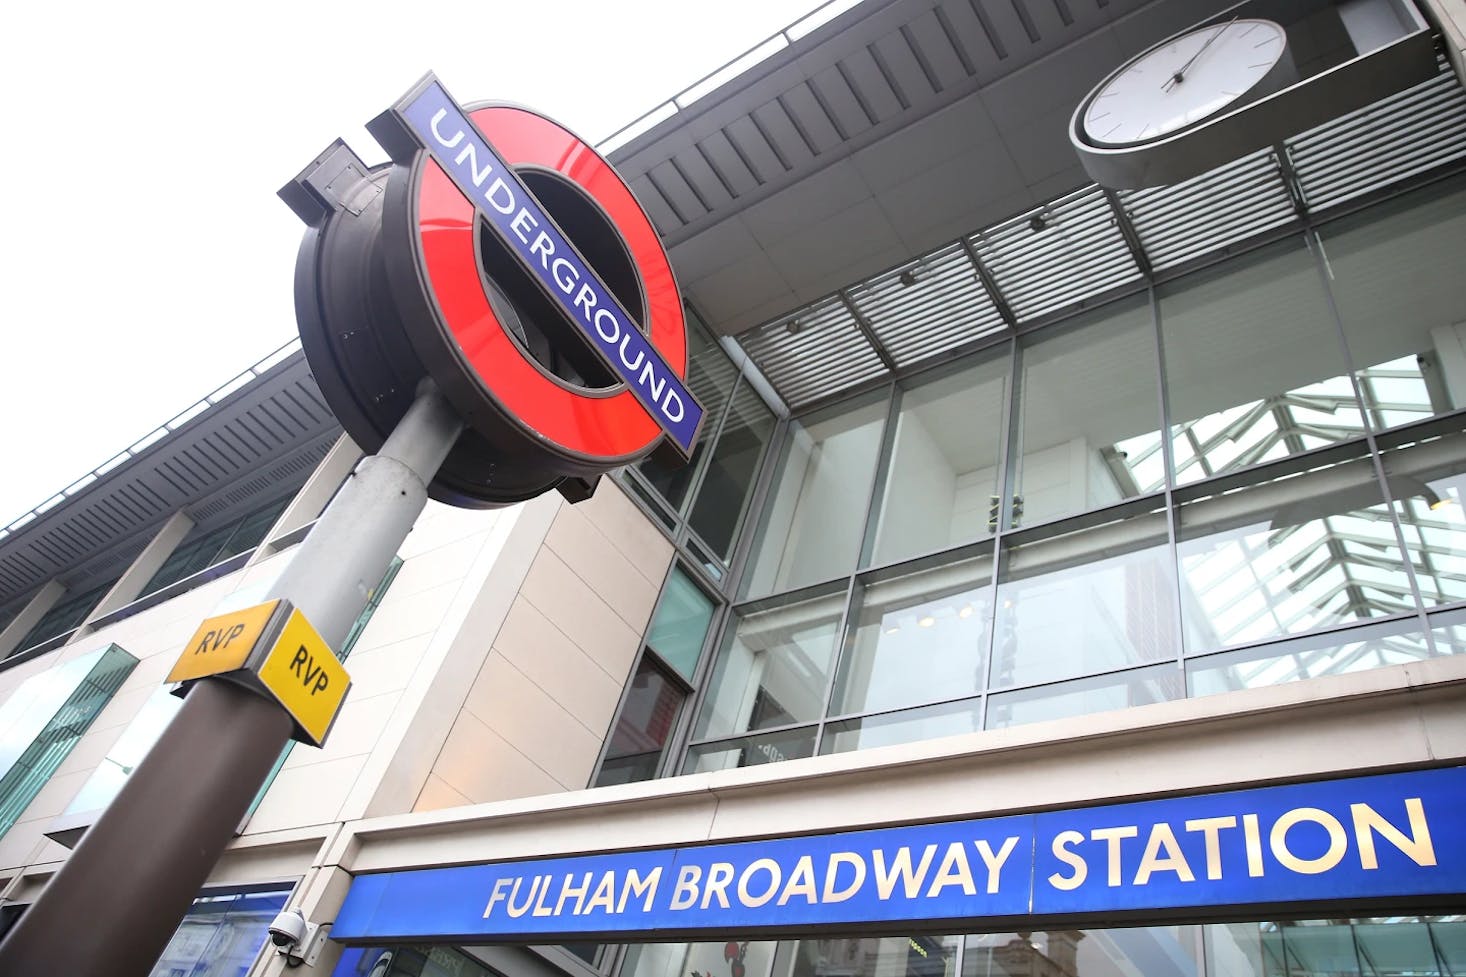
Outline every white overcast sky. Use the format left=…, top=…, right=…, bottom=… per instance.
left=0, top=0, right=835, bottom=527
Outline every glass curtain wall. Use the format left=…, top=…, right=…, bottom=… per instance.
left=615, top=918, right=1466, bottom=977
left=627, top=308, right=778, bottom=580
left=683, top=179, right=1466, bottom=770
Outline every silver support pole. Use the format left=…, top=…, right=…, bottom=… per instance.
left=0, top=384, right=463, bottom=977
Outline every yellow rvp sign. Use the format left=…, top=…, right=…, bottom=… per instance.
left=254, top=608, right=350, bottom=747
left=167, top=601, right=282, bottom=684
left=166, top=599, right=350, bottom=747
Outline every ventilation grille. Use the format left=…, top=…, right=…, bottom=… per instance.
left=740, top=298, right=888, bottom=406
left=846, top=243, right=1005, bottom=367
left=975, top=186, right=1141, bottom=319
left=1291, top=68, right=1466, bottom=212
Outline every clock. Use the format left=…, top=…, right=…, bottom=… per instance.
left=1068, top=2, right=1439, bottom=191
left=1080, top=18, right=1290, bottom=148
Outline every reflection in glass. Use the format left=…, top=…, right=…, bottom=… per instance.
left=965, top=927, right=1198, bottom=977
left=993, top=510, right=1176, bottom=688
left=694, top=591, right=844, bottom=740
left=65, top=685, right=181, bottom=816
left=1160, top=241, right=1362, bottom=487
left=684, top=727, right=818, bottom=773
left=832, top=556, right=992, bottom=715
left=986, top=664, right=1180, bottom=730
left=1188, top=618, right=1432, bottom=697
left=689, top=380, right=777, bottom=563
left=147, top=888, right=294, bottom=977
left=745, top=395, right=889, bottom=597
left=870, top=356, right=1008, bottom=566
left=821, top=699, right=981, bottom=755
left=1377, top=430, right=1466, bottom=609
left=624, top=940, right=778, bottom=977
left=1176, top=458, right=1415, bottom=654
left=0, top=644, right=136, bottom=837
left=1321, top=184, right=1466, bottom=434
left=1015, top=298, right=1162, bottom=527
left=595, top=660, right=685, bottom=787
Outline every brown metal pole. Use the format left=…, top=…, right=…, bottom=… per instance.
left=0, top=679, right=294, bottom=975
left=0, top=384, right=463, bottom=976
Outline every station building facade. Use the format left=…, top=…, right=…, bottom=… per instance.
left=2, top=0, right=1466, bottom=975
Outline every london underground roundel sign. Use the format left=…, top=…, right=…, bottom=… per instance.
left=281, top=73, right=703, bottom=508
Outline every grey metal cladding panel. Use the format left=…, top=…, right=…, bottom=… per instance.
left=697, top=132, right=762, bottom=197
left=1290, top=74, right=1466, bottom=213
left=629, top=175, right=681, bottom=235
left=1121, top=150, right=1296, bottom=271
left=841, top=47, right=907, bottom=121
left=871, top=30, right=938, bottom=104
left=647, top=161, right=712, bottom=225
left=905, top=9, right=974, bottom=90
left=936, top=0, right=1003, bottom=73
left=751, top=101, right=820, bottom=170
left=809, top=66, right=875, bottom=141
left=781, top=83, right=847, bottom=155
left=722, top=118, right=788, bottom=183
left=670, top=148, right=738, bottom=212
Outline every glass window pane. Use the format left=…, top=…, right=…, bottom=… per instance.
left=637, top=314, right=739, bottom=512
left=869, top=355, right=1009, bottom=566
left=683, top=727, right=817, bottom=773
left=694, top=590, right=844, bottom=739
left=148, top=888, right=293, bottom=977
left=832, top=555, right=992, bottom=715
left=965, top=927, right=1200, bottom=977
left=788, top=937, right=958, bottom=977
left=1188, top=618, right=1432, bottom=696
left=1015, top=298, right=1162, bottom=526
left=1160, top=240, right=1362, bottom=487
left=1176, top=455, right=1417, bottom=654
left=1205, top=923, right=1282, bottom=977
left=689, top=379, right=777, bottom=563
left=986, top=664, right=1181, bottom=730
left=745, top=395, right=889, bottom=598
left=994, top=508, right=1177, bottom=688
left=12, top=579, right=116, bottom=654
left=647, top=567, right=716, bottom=681
left=0, top=644, right=137, bottom=837
left=595, top=660, right=684, bottom=787
left=1321, top=185, right=1466, bottom=433
left=1432, top=919, right=1466, bottom=974
left=821, top=699, right=981, bottom=755
left=624, top=940, right=779, bottom=977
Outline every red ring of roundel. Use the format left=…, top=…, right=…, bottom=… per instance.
left=415, top=105, right=687, bottom=461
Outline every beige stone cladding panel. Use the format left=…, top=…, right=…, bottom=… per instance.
left=421, top=480, right=674, bottom=809
left=248, top=500, right=542, bottom=833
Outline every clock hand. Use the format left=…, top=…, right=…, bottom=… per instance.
left=1162, top=16, right=1238, bottom=92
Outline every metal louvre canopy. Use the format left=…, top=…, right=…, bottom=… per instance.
left=0, top=343, right=342, bottom=610
left=732, top=66, right=1466, bottom=412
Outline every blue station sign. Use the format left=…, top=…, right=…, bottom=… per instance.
left=332, top=767, right=1466, bottom=943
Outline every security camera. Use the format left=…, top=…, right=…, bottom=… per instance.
left=268, top=908, right=308, bottom=949
left=266, top=907, right=328, bottom=967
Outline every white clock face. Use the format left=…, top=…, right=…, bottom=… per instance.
left=1083, top=19, right=1288, bottom=147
